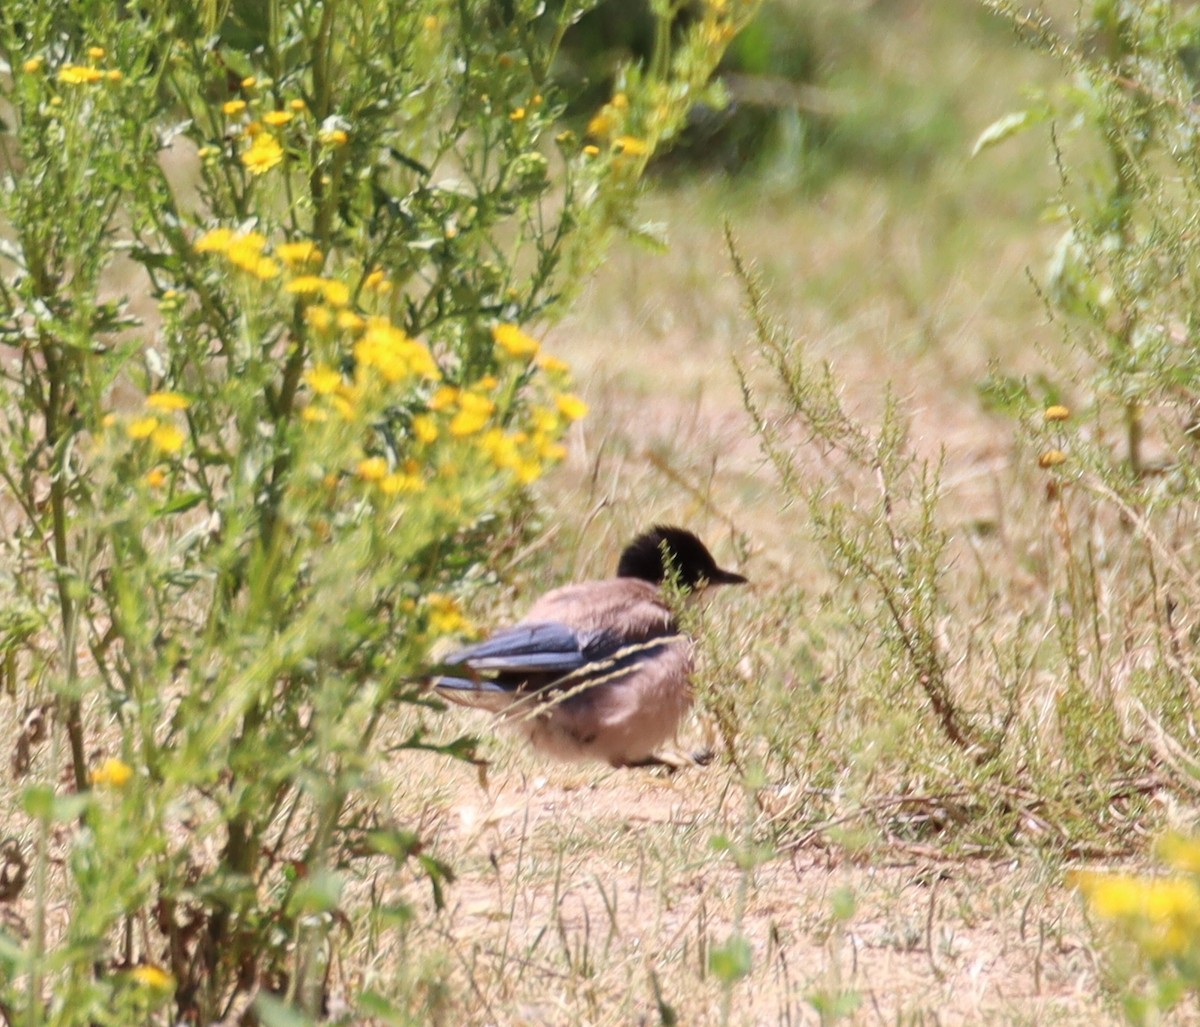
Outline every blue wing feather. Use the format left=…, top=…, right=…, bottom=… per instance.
left=443, top=622, right=594, bottom=676
left=433, top=619, right=680, bottom=710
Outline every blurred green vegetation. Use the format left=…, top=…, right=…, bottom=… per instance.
left=559, top=0, right=1031, bottom=182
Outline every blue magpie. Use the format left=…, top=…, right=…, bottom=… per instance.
left=434, top=525, right=747, bottom=768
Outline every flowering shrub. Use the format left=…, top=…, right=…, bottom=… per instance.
left=0, top=0, right=752, bottom=1021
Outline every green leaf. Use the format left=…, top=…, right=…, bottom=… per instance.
left=22, top=785, right=89, bottom=822
left=155, top=491, right=206, bottom=516
left=708, top=933, right=752, bottom=983
left=971, top=109, right=1036, bottom=157
left=287, top=868, right=344, bottom=915
left=830, top=885, right=856, bottom=922
left=365, top=827, right=423, bottom=862
left=807, top=989, right=862, bottom=1018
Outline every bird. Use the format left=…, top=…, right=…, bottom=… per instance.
left=432, top=525, right=747, bottom=768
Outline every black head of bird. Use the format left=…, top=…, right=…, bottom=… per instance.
left=433, top=525, right=747, bottom=769
left=616, top=524, right=748, bottom=590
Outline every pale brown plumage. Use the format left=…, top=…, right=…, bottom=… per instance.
left=434, top=526, right=746, bottom=768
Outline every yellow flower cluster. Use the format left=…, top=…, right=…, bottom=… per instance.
left=1073, top=834, right=1200, bottom=968
left=210, top=82, right=321, bottom=176
left=354, top=320, right=440, bottom=383
left=493, top=323, right=539, bottom=359
left=90, top=757, right=133, bottom=788
left=426, top=593, right=471, bottom=635
left=124, top=391, right=191, bottom=458
left=1074, top=870, right=1200, bottom=960
left=195, top=228, right=280, bottom=280
left=52, top=48, right=123, bottom=87
left=193, top=223, right=587, bottom=495
left=130, top=964, right=174, bottom=991
left=581, top=93, right=651, bottom=161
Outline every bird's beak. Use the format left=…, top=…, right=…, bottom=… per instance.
left=710, top=567, right=748, bottom=586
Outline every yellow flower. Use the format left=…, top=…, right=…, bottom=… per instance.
left=1158, top=834, right=1200, bottom=874
left=336, top=310, right=364, bottom=331
left=146, top=391, right=190, bottom=412
left=127, top=416, right=159, bottom=440
left=87, top=46, right=106, bottom=60
left=90, top=757, right=133, bottom=788
left=493, top=323, right=539, bottom=359
left=1044, top=405, right=1070, bottom=422
left=411, top=414, right=438, bottom=444
left=449, top=392, right=495, bottom=436
left=151, top=424, right=186, bottom=454
left=514, top=457, right=542, bottom=484
left=144, top=467, right=167, bottom=488
left=587, top=112, right=613, bottom=138
left=289, top=98, right=308, bottom=111
left=252, top=257, right=280, bottom=280
left=263, top=110, right=294, bottom=126
left=22, top=57, right=44, bottom=75
left=304, top=305, right=334, bottom=331
left=301, top=406, right=328, bottom=424
left=106, top=70, right=123, bottom=82
left=582, top=145, right=600, bottom=157
left=540, top=440, right=567, bottom=462
left=222, top=99, right=247, bottom=115
left=224, top=231, right=267, bottom=269
left=555, top=393, right=588, bottom=422
left=354, top=321, right=440, bottom=383
left=380, top=472, right=425, bottom=495
left=58, top=64, right=104, bottom=85
left=530, top=407, right=559, bottom=434
left=130, top=965, right=174, bottom=991
left=242, top=134, right=284, bottom=175
left=614, top=135, right=650, bottom=156
left=427, top=594, right=468, bottom=634
left=357, top=456, right=388, bottom=481
left=285, top=275, right=326, bottom=296
left=240, top=75, right=257, bottom=89
left=481, top=428, right=519, bottom=469
left=537, top=353, right=570, bottom=374
left=611, top=92, right=629, bottom=111
left=1037, top=449, right=1066, bottom=469
left=510, top=107, right=526, bottom=121
left=276, top=241, right=322, bottom=268
left=320, top=279, right=350, bottom=308
left=364, top=268, right=387, bottom=290
left=331, top=385, right=360, bottom=421
left=1073, top=869, right=1200, bottom=957
left=319, top=127, right=349, bottom=147
left=305, top=365, right=342, bottom=394
left=429, top=386, right=459, bottom=411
